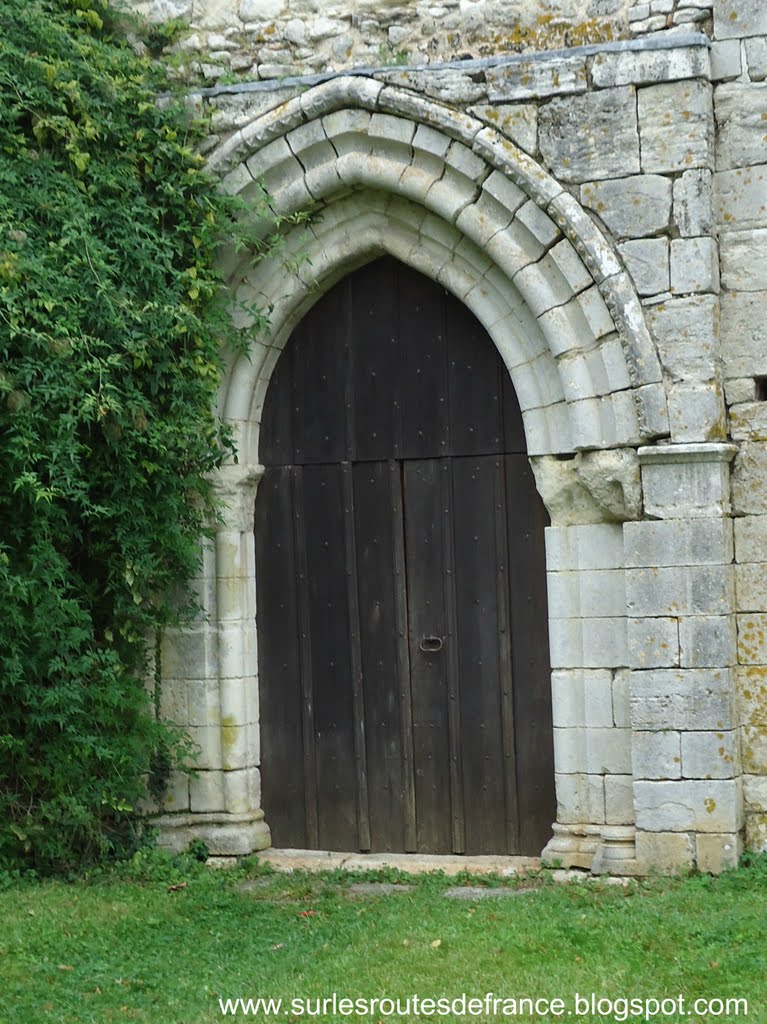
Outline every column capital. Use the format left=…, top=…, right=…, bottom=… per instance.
left=211, top=463, right=265, bottom=531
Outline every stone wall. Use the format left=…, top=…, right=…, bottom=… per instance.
left=134, top=0, right=767, bottom=874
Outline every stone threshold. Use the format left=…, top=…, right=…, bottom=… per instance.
left=197, top=31, right=709, bottom=98
left=244, top=848, right=542, bottom=876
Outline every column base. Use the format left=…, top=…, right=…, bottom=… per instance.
left=542, top=823, right=602, bottom=870
left=151, top=810, right=271, bottom=857
left=591, top=826, right=641, bottom=876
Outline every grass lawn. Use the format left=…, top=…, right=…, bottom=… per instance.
left=1, top=852, right=765, bottom=1023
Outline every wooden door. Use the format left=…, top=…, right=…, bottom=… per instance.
left=255, top=257, right=555, bottom=855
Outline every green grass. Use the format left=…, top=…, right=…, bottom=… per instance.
left=1, top=853, right=766, bottom=1023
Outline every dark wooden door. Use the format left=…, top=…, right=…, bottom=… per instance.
left=255, top=258, right=555, bottom=855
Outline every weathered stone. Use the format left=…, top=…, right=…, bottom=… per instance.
left=714, top=84, right=767, bottom=171
left=730, top=402, right=767, bottom=441
left=443, top=886, right=536, bottom=899
left=634, top=779, right=742, bottom=832
left=551, top=670, right=615, bottom=729
left=737, top=612, right=767, bottom=663
left=638, top=80, right=713, bottom=173
left=670, top=237, right=719, bottom=294
left=716, top=164, right=767, bottom=231
left=714, top=0, right=767, bottom=40
left=744, top=36, right=767, bottom=80
left=555, top=772, right=606, bottom=824
left=673, top=169, right=714, bottom=237
left=647, top=294, right=719, bottom=384
left=721, top=291, right=767, bottom=380
left=604, top=775, right=635, bottom=825
left=589, top=46, right=709, bottom=89
left=668, top=381, right=727, bottom=443
left=240, top=0, right=286, bottom=18
left=539, top=86, right=640, bottom=183
left=635, top=830, right=695, bottom=872
left=581, top=174, right=671, bottom=240
left=347, top=882, right=414, bottom=896
left=735, top=514, right=767, bottom=562
left=627, top=617, right=680, bottom=669
left=710, top=38, right=742, bottom=81
left=624, top=517, right=733, bottom=568
left=679, top=615, right=737, bottom=669
left=696, top=833, right=742, bottom=873
left=149, top=0, right=192, bottom=20
left=745, top=814, right=767, bottom=851
left=554, top=726, right=632, bottom=775
left=379, top=68, right=487, bottom=105
left=629, top=668, right=736, bottom=731
left=619, top=238, right=669, bottom=296
left=733, top=443, right=767, bottom=514
left=744, top=774, right=767, bottom=812
left=720, top=229, right=767, bottom=290
left=681, top=730, right=739, bottom=779
left=487, top=55, right=588, bottom=102
left=632, top=730, right=682, bottom=780
left=627, top=564, right=734, bottom=617
left=737, top=563, right=767, bottom=611
left=468, top=103, right=537, bottom=154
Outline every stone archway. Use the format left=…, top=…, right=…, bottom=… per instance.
left=151, top=77, right=692, bottom=871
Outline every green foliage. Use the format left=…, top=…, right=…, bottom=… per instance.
left=0, top=0, right=278, bottom=873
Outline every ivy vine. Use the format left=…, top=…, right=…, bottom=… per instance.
left=0, top=0, right=281, bottom=871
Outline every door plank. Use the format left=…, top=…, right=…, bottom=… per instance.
left=255, top=467, right=306, bottom=847
left=403, top=459, right=452, bottom=854
left=302, top=464, right=358, bottom=850
left=341, top=463, right=371, bottom=851
left=291, top=466, right=319, bottom=848
left=451, top=455, right=508, bottom=854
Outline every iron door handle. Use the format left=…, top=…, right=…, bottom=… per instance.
left=419, top=635, right=443, bottom=653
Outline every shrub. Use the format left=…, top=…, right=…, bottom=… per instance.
left=0, top=0, right=275, bottom=872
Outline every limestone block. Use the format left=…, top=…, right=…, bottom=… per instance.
left=486, top=55, right=588, bottom=102
left=186, top=724, right=223, bottom=770
left=715, top=164, right=767, bottom=230
left=538, top=86, right=640, bottom=183
left=647, top=294, right=719, bottom=384
left=619, top=238, right=670, bottom=296
left=635, top=382, right=671, bottom=439
left=555, top=772, right=606, bottom=824
left=516, top=200, right=561, bottom=249
left=632, top=730, right=682, bottom=780
left=186, top=677, right=222, bottom=728
left=733, top=444, right=767, bottom=516
left=581, top=175, right=671, bottom=240
left=551, top=669, right=615, bottom=729
left=378, top=68, right=486, bottom=106
left=736, top=664, right=767, bottom=731
left=589, top=46, right=709, bottom=89
left=746, top=814, right=767, bottom=850
left=635, top=830, right=694, bottom=871
left=626, top=564, right=734, bottom=617
left=190, top=770, right=226, bottom=813
left=736, top=563, right=767, bottom=611
left=745, top=36, right=767, bottom=80
left=638, top=80, right=713, bottom=174
left=714, top=0, right=767, bottom=39
left=634, top=778, right=743, bottom=831
left=554, top=727, right=632, bottom=775
left=744, top=774, right=767, bottom=812
left=223, top=768, right=253, bottom=814
left=481, top=168, right=526, bottom=218
left=725, top=378, right=758, bottom=404
left=710, top=38, right=743, bottom=80
left=628, top=616, right=680, bottom=669
left=549, top=616, right=628, bottom=669
left=548, top=569, right=625, bottom=619
left=159, top=772, right=190, bottom=812
left=673, top=169, right=714, bottom=237
left=742, top=723, right=767, bottom=774
left=161, top=627, right=218, bottom=680
left=467, top=103, right=538, bottom=155
left=735, top=514, right=767, bottom=562
left=640, top=445, right=735, bottom=518
left=681, top=730, right=740, bottom=779
left=513, top=252, right=574, bottom=317
left=731, top=402, right=767, bottom=440
left=604, top=775, right=635, bottom=825
left=721, top=228, right=767, bottom=290
left=624, top=517, right=734, bottom=568
left=720, top=291, right=767, bottom=379
left=630, top=667, right=736, bottom=730
left=613, top=670, right=631, bottom=728
left=680, top=615, right=738, bottom=668
left=737, top=611, right=767, bottom=664
left=668, top=381, right=726, bottom=442
left=696, top=832, right=742, bottom=873
left=714, top=83, right=767, bottom=171
left=545, top=523, right=626, bottom=572
left=670, top=237, right=720, bottom=294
